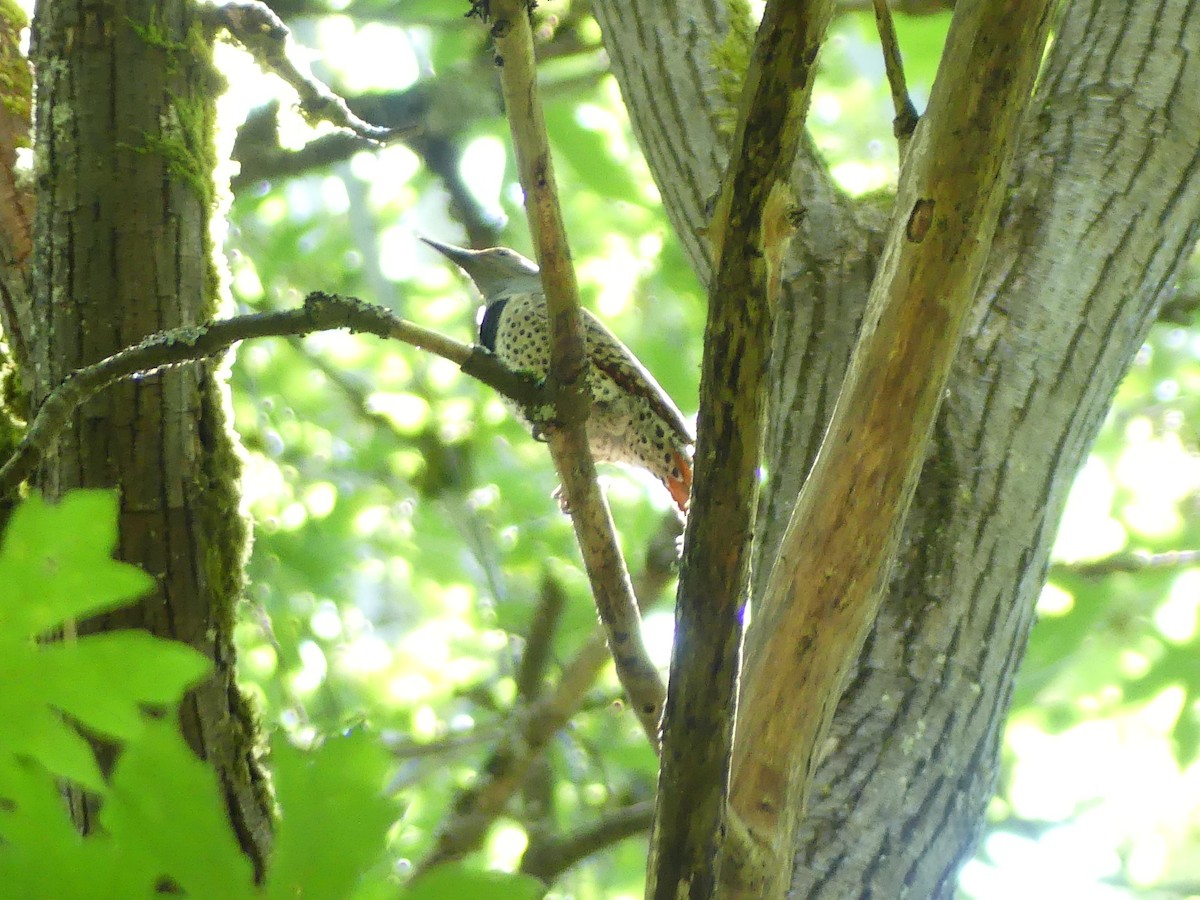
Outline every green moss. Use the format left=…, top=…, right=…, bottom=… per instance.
left=0, top=0, right=31, bottom=128
left=128, top=8, right=187, bottom=55
left=710, top=0, right=755, bottom=136
left=121, top=18, right=225, bottom=208
left=0, top=347, right=26, bottom=483
left=0, top=0, right=27, bottom=27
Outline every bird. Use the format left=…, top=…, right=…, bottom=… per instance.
left=422, top=236, right=694, bottom=513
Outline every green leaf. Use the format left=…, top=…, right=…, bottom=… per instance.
left=102, top=717, right=257, bottom=898
left=399, top=863, right=546, bottom=900
left=0, top=689, right=105, bottom=789
left=0, top=757, right=143, bottom=897
left=28, top=633, right=211, bottom=740
left=0, top=609, right=210, bottom=788
left=265, top=730, right=399, bottom=900
left=0, top=491, right=154, bottom=637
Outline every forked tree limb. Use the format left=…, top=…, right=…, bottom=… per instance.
left=728, top=1, right=1056, bottom=895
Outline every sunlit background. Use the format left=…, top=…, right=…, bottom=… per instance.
left=17, top=1, right=1200, bottom=896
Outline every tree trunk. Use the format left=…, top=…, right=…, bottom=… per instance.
left=28, top=0, right=271, bottom=872
left=595, top=0, right=1200, bottom=894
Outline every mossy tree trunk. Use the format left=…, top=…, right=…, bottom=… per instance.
left=28, top=0, right=271, bottom=872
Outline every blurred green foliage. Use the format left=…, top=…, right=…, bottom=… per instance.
left=0, top=492, right=537, bottom=897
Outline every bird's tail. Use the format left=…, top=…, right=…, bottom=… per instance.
left=665, top=449, right=692, bottom=514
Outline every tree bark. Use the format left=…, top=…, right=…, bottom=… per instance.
left=29, top=0, right=271, bottom=872
left=595, top=0, right=1200, bottom=894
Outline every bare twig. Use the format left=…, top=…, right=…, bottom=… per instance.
left=516, top=572, right=568, bottom=827
left=209, top=0, right=414, bottom=143
left=0, top=293, right=541, bottom=497
left=413, top=633, right=611, bottom=876
left=520, top=800, right=655, bottom=881
left=517, top=573, right=568, bottom=700
left=479, top=0, right=667, bottom=747
left=231, top=91, right=504, bottom=247
left=872, top=0, right=919, bottom=155
left=651, top=0, right=838, bottom=894
left=388, top=729, right=505, bottom=762
left=1051, top=548, right=1200, bottom=579
left=413, top=514, right=681, bottom=877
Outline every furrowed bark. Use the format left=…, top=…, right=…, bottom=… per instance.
left=729, top=4, right=1055, bottom=894
left=29, top=0, right=272, bottom=871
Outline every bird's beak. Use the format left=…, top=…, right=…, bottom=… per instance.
left=419, top=236, right=477, bottom=267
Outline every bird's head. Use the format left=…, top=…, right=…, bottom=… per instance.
left=421, top=237, right=543, bottom=300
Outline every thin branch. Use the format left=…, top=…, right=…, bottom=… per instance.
left=413, top=513, right=681, bottom=877
left=651, top=0, right=837, bottom=895
left=1051, top=548, right=1200, bottom=579
left=516, top=572, right=568, bottom=827
left=729, top=1, right=1056, bottom=894
left=517, top=572, right=568, bottom=700
left=478, top=0, right=667, bottom=747
left=0, top=293, right=540, bottom=497
left=388, top=729, right=504, bottom=762
left=872, top=0, right=919, bottom=155
left=520, top=800, right=655, bottom=881
left=413, top=634, right=612, bottom=877
left=208, top=0, right=415, bottom=143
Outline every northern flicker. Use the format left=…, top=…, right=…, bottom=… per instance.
left=422, top=237, right=694, bottom=513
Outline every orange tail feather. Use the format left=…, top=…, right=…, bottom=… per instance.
left=666, top=450, right=692, bottom=513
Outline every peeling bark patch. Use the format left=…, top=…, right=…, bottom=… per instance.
left=906, top=198, right=935, bottom=242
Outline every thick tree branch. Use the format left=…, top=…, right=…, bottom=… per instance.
left=778, top=0, right=1200, bottom=891
left=479, top=0, right=667, bottom=746
left=0, top=294, right=538, bottom=497
left=729, top=1, right=1055, bottom=894
left=650, top=1, right=836, bottom=896
left=591, top=0, right=854, bottom=288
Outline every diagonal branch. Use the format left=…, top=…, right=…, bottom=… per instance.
left=728, top=1, right=1056, bottom=895
left=649, top=0, right=837, bottom=896
left=207, top=0, right=411, bottom=143
left=872, top=0, right=919, bottom=156
left=0, top=293, right=538, bottom=497
left=477, top=0, right=667, bottom=747
left=412, top=515, right=681, bottom=877
left=520, top=800, right=656, bottom=881
left=1052, top=549, right=1200, bottom=579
